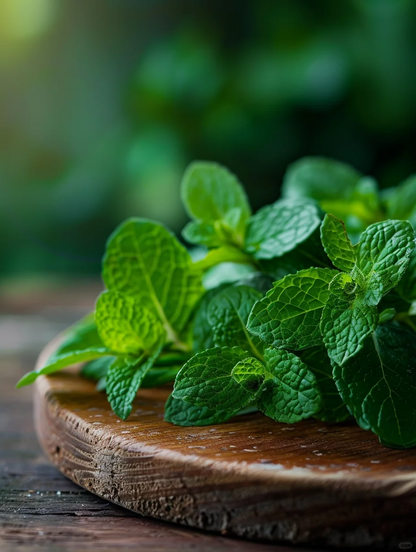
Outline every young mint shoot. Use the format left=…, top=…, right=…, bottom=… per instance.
left=17, top=158, right=416, bottom=448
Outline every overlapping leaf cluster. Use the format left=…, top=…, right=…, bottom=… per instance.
left=18, top=157, right=416, bottom=448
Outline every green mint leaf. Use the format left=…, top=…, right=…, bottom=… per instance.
left=17, top=313, right=112, bottom=387
left=233, top=272, right=274, bottom=294
left=397, top=250, right=416, bottom=303
left=164, top=394, right=237, bottom=426
left=95, top=291, right=165, bottom=354
left=221, top=207, right=247, bottom=239
left=17, top=347, right=112, bottom=388
left=103, top=218, right=203, bottom=341
left=259, top=228, right=332, bottom=281
left=356, top=220, right=415, bottom=302
left=81, top=356, right=114, bottom=382
left=384, top=175, right=416, bottom=229
left=282, top=157, right=383, bottom=239
left=106, top=348, right=162, bottom=420
left=282, top=157, right=361, bottom=202
left=203, top=262, right=256, bottom=290
left=318, top=177, right=383, bottom=241
left=181, top=161, right=251, bottom=226
left=231, top=357, right=265, bottom=392
left=191, top=286, right=228, bottom=353
left=379, top=289, right=412, bottom=316
left=378, top=308, right=396, bottom=324
left=333, top=322, right=416, bottom=448
left=208, top=285, right=263, bottom=357
left=244, top=199, right=321, bottom=260
left=248, top=267, right=337, bottom=350
left=320, top=214, right=355, bottom=273
left=172, top=347, right=255, bottom=412
left=256, top=348, right=321, bottom=423
left=96, top=376, right=107, bottom=392
left=50, top=313, right=103, bottom=357
left=321, top=293, right=378, bottom=365
left=182, top=221, right=222, bottom=248
left=300, top=347, right=349, bottom=422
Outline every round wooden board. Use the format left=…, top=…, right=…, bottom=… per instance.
left=33, top=343, right=416, bottom=548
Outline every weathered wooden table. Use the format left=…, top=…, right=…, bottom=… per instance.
left=0, top=281, right=296, bottom=552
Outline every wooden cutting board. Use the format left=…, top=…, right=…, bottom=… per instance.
left=33, top=342, right=416, bottom=548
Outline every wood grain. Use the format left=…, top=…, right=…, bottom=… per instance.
left=1, top=302, right=285, bottom=552
left=33, top=343, right=416, bottom=547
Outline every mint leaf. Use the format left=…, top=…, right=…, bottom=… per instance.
left=384, top=175, right=416, bottom=229
left=164, top=394, right=237, bottom=426
left=95, top=291, right=165, bottom=354
left=379, top=289, right=412, bottom=316
left=282, top=157, right=383, bottom=239
left=259, top=228, right=332, bottom=281
left=300, top=347, right=349, bottom=422
left=172, top=347, right=254, bottom=412
left=320, top=214, right=355, bottom=273
left=103, top=218, right=203, bottom=342
left=397, top=250, right=416, bottom=303
left=16, top=314, right=111, bottom=388
left=333, top=322, right=416, bottom=448
left=378, top=308, right=396, bottom=324
left=203, top=262, right=256, bottom=290
left=17, top=313, right=112, bottom=387
left=233, top=272, right=274, bottom=294
left=321, top=294, right=378, bottom=365
left=318, top=177, right=383, bottom=241
left=256, top=348, right=321, bottom=423
left=181, top=161, right=251, bottom=225
left=231, top=357, right=265, bottom=392
left=192, top=286, right=228, bottom=353
left=248, top=267, right=337, bottom=350
left=244, top=199, right=321, bottom=260
left=106, top=348, right=162, bottom=420
left=355, top=220, right=415, bottom=302
left=50, top=313, right=103, bottom=356
left=282, top=157, right=361, bottom=202
left=181, top=162, right=251, bottom=248
left=182, top=221, right=221, bottom=248
left=193, top=273, right=267, bottom=354
left=208, top=285, right=263, bottom=357
left=81, top=356, right=114, bottom=382
left=17, top=347, right=111, bottom=387
left=96, top=376, right=107, bottom=392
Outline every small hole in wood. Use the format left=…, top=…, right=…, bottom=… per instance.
left=55, top=446, right=60, bottom=454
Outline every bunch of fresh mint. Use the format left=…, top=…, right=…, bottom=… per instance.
left=18, top=158, right=416, bottom=449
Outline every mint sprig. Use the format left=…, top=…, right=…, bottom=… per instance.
left=17, top=158, right=416, bottom=449
left=181, top=161, right=323, bottom=267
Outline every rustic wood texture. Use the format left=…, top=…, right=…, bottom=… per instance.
left=34, top=339, right=416, bottom=548
left=1, top=282, right=289, bottom=552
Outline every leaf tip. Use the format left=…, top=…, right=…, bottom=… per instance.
left=16, top=372, right=37, bottom=388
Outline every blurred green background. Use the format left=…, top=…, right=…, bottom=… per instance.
left=2, top=0, right=416, bottom=279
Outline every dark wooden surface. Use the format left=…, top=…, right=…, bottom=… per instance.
left=2, top=281, right=416, bottom=551
left=34, top=361, right=416, bottom=549
left=0, top=281, right=298, bottom=552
